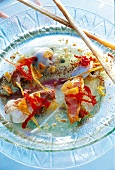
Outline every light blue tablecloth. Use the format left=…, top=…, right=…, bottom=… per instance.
left=0, top=146, right=114, bottom=170
left=0, top=0, right=115, bottom=170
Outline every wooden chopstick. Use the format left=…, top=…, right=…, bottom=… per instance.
left=17, top=0, right=71, bottom=29
left=17, top=0, right=115, bottom=50
left=82, top=29, right=115, bottom=50
left=53, top=0, right=115, bottom=50
left=53, top=0, right=115, bottom=83
left=18, top=0, right=115, bottom=83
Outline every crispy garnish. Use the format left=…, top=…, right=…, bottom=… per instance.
left=43, top=50, right=53, bottom=59
left=61, top=80, right=79, bottom=95
left=48, top=66, right=56, bottom=73
left=16, top=82, right=40, bottom=128
left=97, top=86, right=106, bottom=96
left=17, top=98, right=40, bottom=128
left=39, top=62, right=46, bottom=70
left=2, top=85, right=13, bottom=94
left=30, top=65, right=47, bottom=90
left=4, top=72, right=12, bottom=82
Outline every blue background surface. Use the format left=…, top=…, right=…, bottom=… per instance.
left=0, top=146, right=114, bottom=170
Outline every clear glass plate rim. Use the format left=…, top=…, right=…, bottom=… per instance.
left=0, top=15, right=114, bottom=151
left=0, top=4, right=115, bottom=26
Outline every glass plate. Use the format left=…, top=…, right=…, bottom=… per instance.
left=0, top=6, right=115, bottom=169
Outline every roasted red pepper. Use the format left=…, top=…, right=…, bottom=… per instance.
left=24, top=91, right=50, bottom=110
left=22, top=90, right=51, bottom=128
left=79, top=109, right=89, bottom=118
left=79, top=56, right=90, bottom=67
left=74, top=55, right=82, bottom=59
left=16, top=56, right=38, bottom=80
left=74, top=55, right=91, bottom=67
left=84, top=85, right=92, bottom=94
left=67, top=86, right=97, bottom=106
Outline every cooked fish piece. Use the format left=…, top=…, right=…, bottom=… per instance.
left=4, top=89, right=55, bottom=124
left=61, top=77, right=84, bottom=123
left=4, top=99, right=28, bottom=123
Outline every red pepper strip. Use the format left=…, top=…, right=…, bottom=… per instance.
left=18, top=57, right=38, bottom=65
left=22, top=91, right=51, bottom=128
left=24, top=92, right=51, bottom=110
left=79, top=109, right=89, bottom=118
left=74, top=55, right=91, bottom=67
left=16, top=65, right=32, bottom=80
left=22, top=109, right=40, bottom=129
left=34, top=95, right=51, bottom=108
left=81, top=96, right=97, bottom=106
left=84, top=86, right=92, bottom=94
left=84, top=86, right=97, bottom=105
left=16, top=57, right=38, bottom=80
left=74, top=55, right=82, bottom=59
left=24, top=92, right=39, bottom=110
left=79, top=56, right=90, bottom=67
left=67, top=92, right=97, bottom=106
